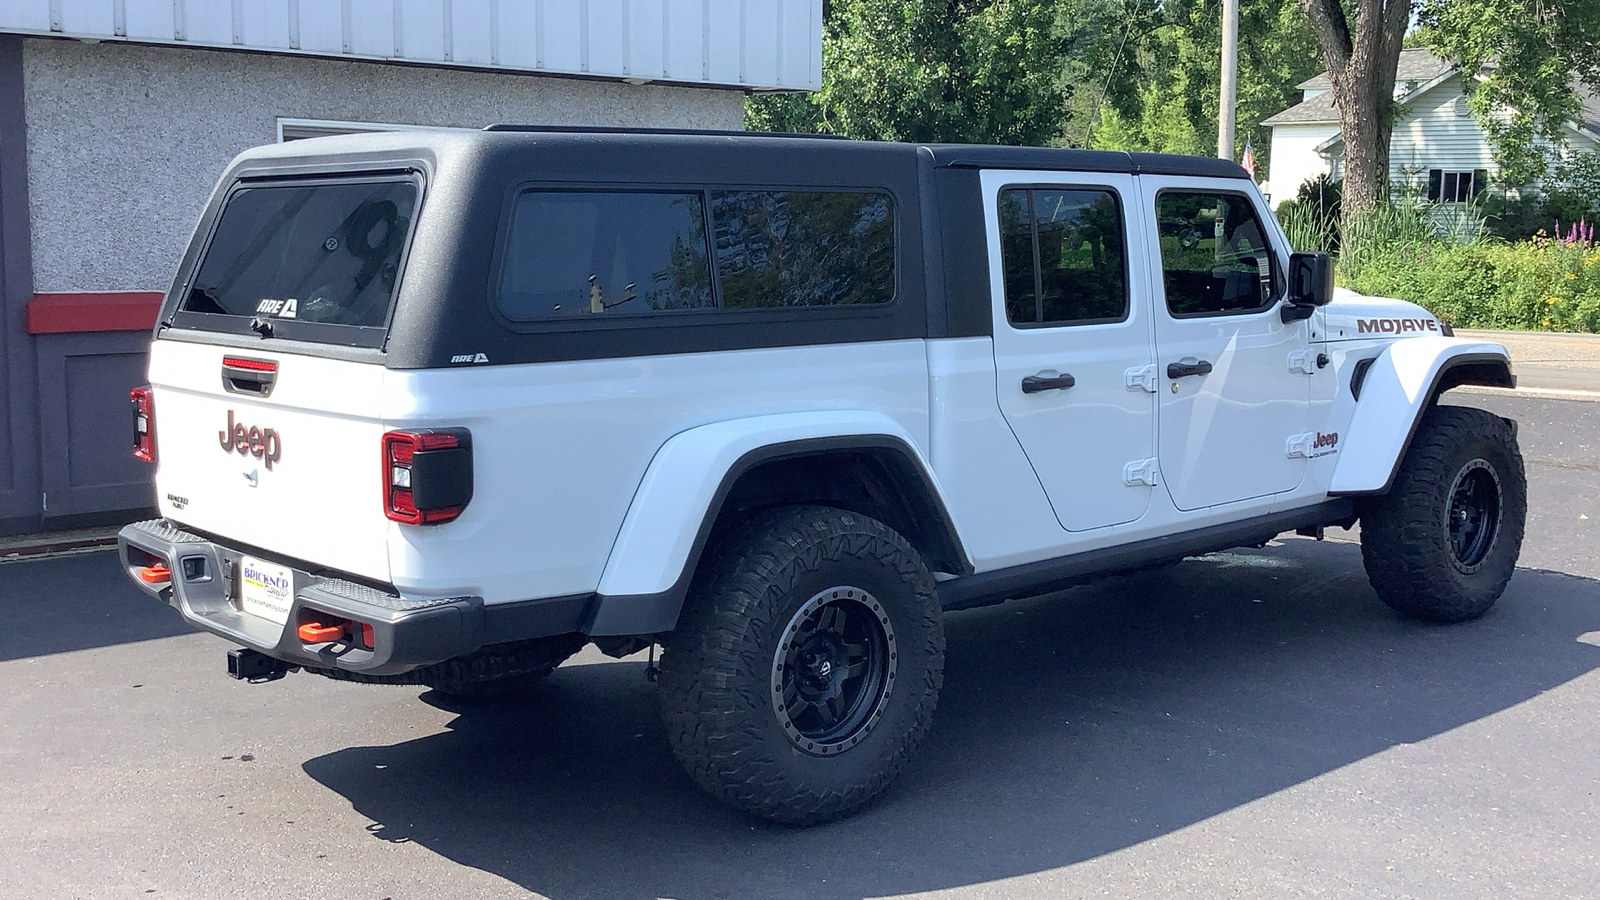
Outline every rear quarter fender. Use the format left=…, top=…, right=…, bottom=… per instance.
left=1329, top=339, right=1515, bottom=495
left=584, top=411, right=968, bottom=636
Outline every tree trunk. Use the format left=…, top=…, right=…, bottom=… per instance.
left=1299, top=0, right=1412, bottom=233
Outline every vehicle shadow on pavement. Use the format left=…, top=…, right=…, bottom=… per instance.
left=302, top=538, right=1600, bottom=900
left=0, top=551, right=193, bottom=663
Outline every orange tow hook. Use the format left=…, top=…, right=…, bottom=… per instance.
left=137, top=564, right=172, bottom=585
left=297, top=620, right=349, bottom=644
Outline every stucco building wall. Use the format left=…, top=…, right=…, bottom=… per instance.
left=23, top=37, right=745, bottom=294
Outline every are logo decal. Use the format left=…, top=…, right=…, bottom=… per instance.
left=1357, top=317, right=1439, bottom=335
left=253, top=298, right=299, bottom=319
left=219, top=410, right=282, bottom=469
left=450, top=353, right=490, bottom=364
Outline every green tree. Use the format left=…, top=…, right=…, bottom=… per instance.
left=747, top=0, right=1071, bottom=144
left=1420, top=0, right=1600, bottom=187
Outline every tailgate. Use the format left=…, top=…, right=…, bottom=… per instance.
left=147, top=339, right=392, bottom=583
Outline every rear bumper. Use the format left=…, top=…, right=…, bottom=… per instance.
left=117, top=518, right=486, bottom=676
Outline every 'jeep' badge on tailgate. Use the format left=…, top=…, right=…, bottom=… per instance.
left=219, top=410, right=282, bottom=469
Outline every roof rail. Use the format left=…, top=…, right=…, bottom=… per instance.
left=482, top=124, right=850, bottom=140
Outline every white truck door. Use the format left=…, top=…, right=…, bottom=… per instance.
left=1137, top=176, right=1312, bottom=511
left=982, top=170, right=1158, bottom=532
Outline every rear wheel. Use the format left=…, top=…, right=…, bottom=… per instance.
left=1359, top=405, right=1526, bottom=622
left=658, top=505, right=944, bottom=826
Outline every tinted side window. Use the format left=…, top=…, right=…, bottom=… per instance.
left=498, top=191, right=713, bottom=319
left=711, top=190, right=894, bottom=308
left=999, top=187, right=1128, bottom=326
left=1156, top=191, right=1278, bottom=316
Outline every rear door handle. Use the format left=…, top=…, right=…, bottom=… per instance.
left=1021, top=371, right=1076, bottom=394
left=1166, top=358, right=1214, bottom=379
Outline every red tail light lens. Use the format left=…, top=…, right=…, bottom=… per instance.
left=131, top=386, right=156, bottom=463
left=382, top=428, right=473, bottom=525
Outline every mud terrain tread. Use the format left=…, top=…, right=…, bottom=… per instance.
left=658, top=505, right=943, bottom=826
left=1359, top=405, right=1526, bottom=623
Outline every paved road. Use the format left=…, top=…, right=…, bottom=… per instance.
left=1457, top=328, right=1600, bottom=394
left=3, top=392, right=1598, bottom=900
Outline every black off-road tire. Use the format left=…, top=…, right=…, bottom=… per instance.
left=657, top=505, right=944, bottom=826
left=1359, top=405, right=1526, bottom=623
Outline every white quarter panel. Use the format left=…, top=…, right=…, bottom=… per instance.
left=1328, top=338, right=1510, bottom=494
left=924, top=337, right=1067, bottom=571
left=148, top=340, right=392, bottom=582
left=597, top=411, right=936, bottom=597
left=383, top=341, right=930, bottom=602
left=980, top=169, right=1158, bottom=531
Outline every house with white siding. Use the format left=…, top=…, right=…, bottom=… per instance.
left=1261, top=48, right=1600, bottom=207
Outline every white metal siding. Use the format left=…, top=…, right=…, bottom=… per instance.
left=1265, top=123, right=1339, bottom=207
left=1388, top=74, right=1497, bottom=187
left=1, top=0, right=821, bottom=90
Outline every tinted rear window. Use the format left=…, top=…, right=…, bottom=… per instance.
left=495, top=188, right=895, bottom=321
left=181, top=178, right=417, bottom=336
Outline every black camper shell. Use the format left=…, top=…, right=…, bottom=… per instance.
left=157, top=128, right=1252, bottom=370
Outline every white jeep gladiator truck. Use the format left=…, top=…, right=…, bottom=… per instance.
left=117, top=127, right=1524, bottom=825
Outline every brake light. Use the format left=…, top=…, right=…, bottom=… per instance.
left=131, top=386, right=155, bottom=463
left=382, top=428, right=473, bottom=525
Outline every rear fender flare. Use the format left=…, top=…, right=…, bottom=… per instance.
left=1329, top=339, right=1515, bottom=495
left=584, top=411, right=966, bottom=636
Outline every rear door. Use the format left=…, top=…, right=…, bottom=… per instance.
left=147, top=175, right=421, bottom=583
left=982, top=170, right=1158, bottom=532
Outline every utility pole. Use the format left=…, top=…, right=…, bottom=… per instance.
left=1217, top=0, right=1239, bottom=160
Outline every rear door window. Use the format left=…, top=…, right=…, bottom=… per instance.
left=178, top=177, right=418, bottom=344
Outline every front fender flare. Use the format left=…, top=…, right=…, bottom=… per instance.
left=1329, top=338, right=1514, bottom=495
left=583, top=411, right=963, bottom=636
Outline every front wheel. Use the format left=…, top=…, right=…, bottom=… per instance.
left=657, top=506, right=944, bottom=826
left=1359, top=405, right=1526, bottom=622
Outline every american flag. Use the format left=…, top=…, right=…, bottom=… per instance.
left=1240, top=137, right=1257, bottom=179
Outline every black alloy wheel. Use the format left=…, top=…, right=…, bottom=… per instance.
left=771, top=587, right=896, bottom=755
left=1446, top=458, right=1502, bottom=571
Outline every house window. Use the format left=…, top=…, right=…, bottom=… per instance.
left=1427, top=168, right=1489, bottom=203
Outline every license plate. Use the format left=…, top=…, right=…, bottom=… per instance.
left=238, top=555, right=294, bottom=625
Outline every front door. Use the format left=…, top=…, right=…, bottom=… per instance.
left=984, top=171, right=1158, bottom=532
left=1141, top=178, right=1311, bottom=511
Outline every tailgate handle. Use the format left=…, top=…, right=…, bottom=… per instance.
left=221, top=356, right=277, bottom=396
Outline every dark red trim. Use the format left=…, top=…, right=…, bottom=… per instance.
left=25, top=291, right=163, bottom=334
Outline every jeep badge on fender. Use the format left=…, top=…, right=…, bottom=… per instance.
left=218, top=410, right=282, bottom=469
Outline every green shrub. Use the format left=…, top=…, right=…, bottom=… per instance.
left=1345, top=238, right=1600, bottom=333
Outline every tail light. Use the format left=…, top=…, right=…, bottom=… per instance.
left=382, top=428, right=473, bottom=525
left=131, top=386, right=155, bottom=463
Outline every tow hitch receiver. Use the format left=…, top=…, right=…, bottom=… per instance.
left=227, top=648, right=289, bottom=683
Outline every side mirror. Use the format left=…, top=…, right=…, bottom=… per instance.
left=1286, top=251, right=1334, bottom=307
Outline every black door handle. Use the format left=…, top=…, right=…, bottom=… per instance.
left=1021, top=371, right=1076, bottom=394
left=1166, top=359, right=1214, bottom=379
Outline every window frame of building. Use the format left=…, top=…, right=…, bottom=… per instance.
left=1426, top=168, right=1490, bottom=203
